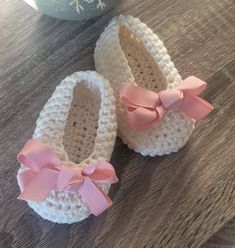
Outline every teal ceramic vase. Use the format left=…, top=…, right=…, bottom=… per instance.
left=24, top=0, right=118, bottom=21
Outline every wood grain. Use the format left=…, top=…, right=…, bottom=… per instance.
left=0, top=0, right=235, bottom=247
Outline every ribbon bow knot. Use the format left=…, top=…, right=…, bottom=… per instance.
left=120, top=76, right=213, bottom=129
left=17, top=139, right=118, bottom=216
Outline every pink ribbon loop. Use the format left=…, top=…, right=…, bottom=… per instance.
left=119, top=76, right=214, bottom=130
left=17, top=139, right=118, bottom=216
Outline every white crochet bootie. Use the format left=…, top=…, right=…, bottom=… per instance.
left=95, top=15, right=213, bottom=156
left=17, top=71, right=118, bottom=224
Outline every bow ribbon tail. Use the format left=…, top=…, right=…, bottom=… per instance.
left=17, top=168, right=59, bottom=202
left=180, top=95, right=214, bottom=121
left=79, top=177, right=112, bottom=216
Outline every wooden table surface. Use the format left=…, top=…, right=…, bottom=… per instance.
left=0, top=0, right=235, bottom=247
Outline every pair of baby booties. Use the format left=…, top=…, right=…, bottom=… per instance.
left=17, top=15, right=213, bottom=224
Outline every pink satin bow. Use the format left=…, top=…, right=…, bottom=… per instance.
left=17, top=139, right=118, bottom=216
left=120, top=76, right=214, bottom=129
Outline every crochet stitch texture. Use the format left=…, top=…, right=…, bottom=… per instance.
left=19, top=71, right=117, bottom=223
left=95, top=15, right=195, bottom=156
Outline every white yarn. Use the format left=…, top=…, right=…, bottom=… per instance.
left=20, top=71, right=117, bottom=224
left=95, top=15, right=195, bottom=156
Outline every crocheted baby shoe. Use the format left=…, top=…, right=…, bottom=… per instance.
left=95, top=15, right=213, bottom=156
left=17, top=71, right=118, bottom=224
